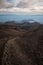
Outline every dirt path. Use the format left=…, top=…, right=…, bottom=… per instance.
left=2, top=37, right=29, bottom=65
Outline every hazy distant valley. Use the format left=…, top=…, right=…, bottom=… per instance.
left=0, top=20, right=43, bottom=65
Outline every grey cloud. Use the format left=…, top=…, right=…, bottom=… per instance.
left=12, top=0, right=21, bottom=7
left=0, top=0, right=21, bottom=8
left=16, top=0, right=36, bottom=8
left=0, top=0, right=7, bottom=8
left=16, top=0, right=43, bottom=8
left=16, top=0, right=31, bottom=8
left=0, top=0, right=13, bottom=8
left=0, top=0, right=43, bottom=9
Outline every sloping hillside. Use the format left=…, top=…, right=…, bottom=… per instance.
left=0, top=23, right=43, bottom=65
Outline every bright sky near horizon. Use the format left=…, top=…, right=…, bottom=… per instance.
left=0, top=0, right=43, bottom=13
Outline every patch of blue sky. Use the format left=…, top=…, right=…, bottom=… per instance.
left=7, top=0, right=12, bottom=3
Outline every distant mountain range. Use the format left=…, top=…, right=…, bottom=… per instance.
left=4, top=19, right=40, bottom=24
left=1, top=19, right=41, bottom=31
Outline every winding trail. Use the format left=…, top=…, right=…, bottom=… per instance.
left=2, top=37, right=29, bottom=65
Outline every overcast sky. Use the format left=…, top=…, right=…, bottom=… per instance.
left=0, top=0, right=43, bottom=13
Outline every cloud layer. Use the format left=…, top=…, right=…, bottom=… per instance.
left=0, top=0, right=11, bottom=8
left=0, top=0, right=43, bottom=13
